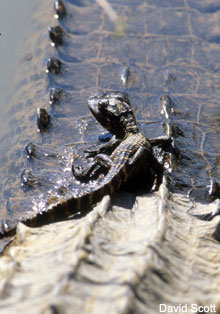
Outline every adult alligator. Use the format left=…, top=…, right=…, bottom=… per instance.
left=0, top=0, right=219, bottom=240
left=1, top=1, right=220, bottom=314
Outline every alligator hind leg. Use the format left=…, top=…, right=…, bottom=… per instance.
left=149, top=135, right=172, bottom=148
left=150, top=154, right=164, bottom=191
left=72, top=153, right=112, bottom=182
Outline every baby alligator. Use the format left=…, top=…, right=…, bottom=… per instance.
left=0, top=91, right=171, bottom=237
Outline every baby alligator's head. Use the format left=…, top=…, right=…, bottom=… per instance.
left=88, top=91, right=139, bottom=138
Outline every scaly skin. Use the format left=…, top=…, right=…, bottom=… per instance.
left=0, top=91, right=168, bottom=237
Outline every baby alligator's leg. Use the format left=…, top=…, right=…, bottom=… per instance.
left=150, top=155, right=164, bottom=191
left=72, top=154, right=112, bottom=182
left=149, top=136, right=172, bottom=147
left=84, top=136, right=121, bottom=157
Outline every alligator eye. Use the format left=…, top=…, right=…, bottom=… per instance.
left=98, top=101, right=108, bottom=113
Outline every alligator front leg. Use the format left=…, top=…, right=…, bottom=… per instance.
left=84, top=136, right=121, bottom=158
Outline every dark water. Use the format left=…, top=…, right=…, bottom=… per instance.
left=0, top=0, right=220, bottom=233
